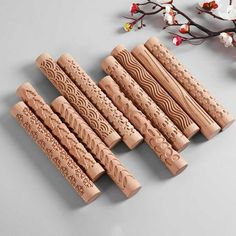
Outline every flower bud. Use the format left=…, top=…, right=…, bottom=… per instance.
left=173, top=35, right=183, bottom=46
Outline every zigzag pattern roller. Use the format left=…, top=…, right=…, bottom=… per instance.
left=57, top=53, right=143, bottom=149
left=35, top=53, right=121, bottom=149
left=112, top=45, right=199, bottom=139
left=11, top=102, right=101, bottom=204
left=101, top=56, right=189, bottom=152
left=99, top=76, right=188, bottom=175
left=145, top=36, right=234, bottom=130
left=133, top=44, right=221, bottom=140
left=16, top=82, right=105, bottom=181
left=51, top=96, right=141, bottom=198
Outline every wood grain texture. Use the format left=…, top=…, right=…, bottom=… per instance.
left=16, top=82, right=104, bottom=181
left=11, top=102, right=101, bottom=204
left=133, top=44, right=221, bottom=140
left=112, top=45, right=199, bottom=139
left=145, top=36, right=234, bottom=130
left=99, top=76, right=188, bottom=176
left=101, top=56, right=189, bottom=152
left=57, top=53, right=143, bottom=149
left=51, top=96, right=141, bottom=198
left=35, top=53, right=121, bottom=149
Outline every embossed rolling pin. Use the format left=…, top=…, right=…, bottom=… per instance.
left=51, top=96, right=141, bottom=198
left=145, top=36, right=234, bottom=130
left=36, top=53, right=121, bottom=149
left=57, top=53, right=143, bottom=149
left=101, top=56, right=189, bottom=152
left=132, top=44, right=221, bottom=140
left=112, top=45, right=199, bottom=139
left=99, top=76, right=188, bottom=175
left=11, top=101, right=101, bottom=204
left=16, top=82, right=105, bottom=181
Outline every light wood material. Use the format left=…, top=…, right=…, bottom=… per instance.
left=17, top=82, right=105, bottom=181
left=51, top=96, right=141, bottom=198
left=132, top=44, right=221, bottom=140
left=57, top=53, right=143, bottom=149
left=36, top=53, right=121, bottom=149
left=99, top=76, right=188, bottom=175
left=11, top=101, right=101, bottom=204
left=145, top=36, right=234, bottom=131
left=112, top=45, right=199, bottom=139
left=101, top=55, right=189, bottom=152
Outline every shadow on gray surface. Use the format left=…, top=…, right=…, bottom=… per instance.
left=116, top=27, right=126, bottom=35
left=2, top=92, right=19, bottom=110
left=190, top=132, right=207, bottom=144
left=95, top=174, right=126, bottom=204
left=86, top=62, right=107, bottom=84
left=227, top=64, right=236, bottom=82
left=134, top=142, right=173, bottom=180
left=112, top=141, right=131, bottom=155
left=205, top=39, right=236, bottom=59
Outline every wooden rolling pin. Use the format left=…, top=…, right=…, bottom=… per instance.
left=36, top=53, right=121, bottom=149
left=57, top=53, right=143, bottom=149
left=132, top=44, right=221, bottom=139
left=112, top=44, right=199, bottom=139
left=145, top=36, right=234, bottom=130
left=11, top=101, right=101, bottom=204
left=101, top=55, right=189, bottom=152
left=51, top=96, right=141, bottom=198
left=99, top=76, right=188, bottom=175
left=16, top=82, right=105, bottom=181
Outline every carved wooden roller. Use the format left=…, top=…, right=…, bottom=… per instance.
left=101, top=55, right=190, bottom=152
left=11, top=36, right=235, bottom=203
left=111, top=44, right=199, bottom=139
left=11, top=101, right=101, bottom=204
left=145, top=36, right=234, bottom=131
left=36, top=53, right=121, bottom=149
left=51, top=96, right=141, bottom=198
left=132, top=44, right=221, bottom=140
left=57, top=53, right=143, bottom=149
left=16, top=82, right=105, bottom=181
left=99, top=76, right=188, bottom=176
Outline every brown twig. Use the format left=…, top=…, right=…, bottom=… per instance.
left=196, top=7, right=227, bottom=21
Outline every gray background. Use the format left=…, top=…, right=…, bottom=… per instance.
left=1, top=0, right=236, bottom=235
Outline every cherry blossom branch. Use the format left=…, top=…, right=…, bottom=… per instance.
left=123, top=3, right=164, bottom=29
left=123, top=1, right=236, bottom=47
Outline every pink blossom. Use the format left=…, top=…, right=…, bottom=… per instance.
left=130, top=3, right=139, bottom=15
left=173, top=35, right=183, bottom=46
